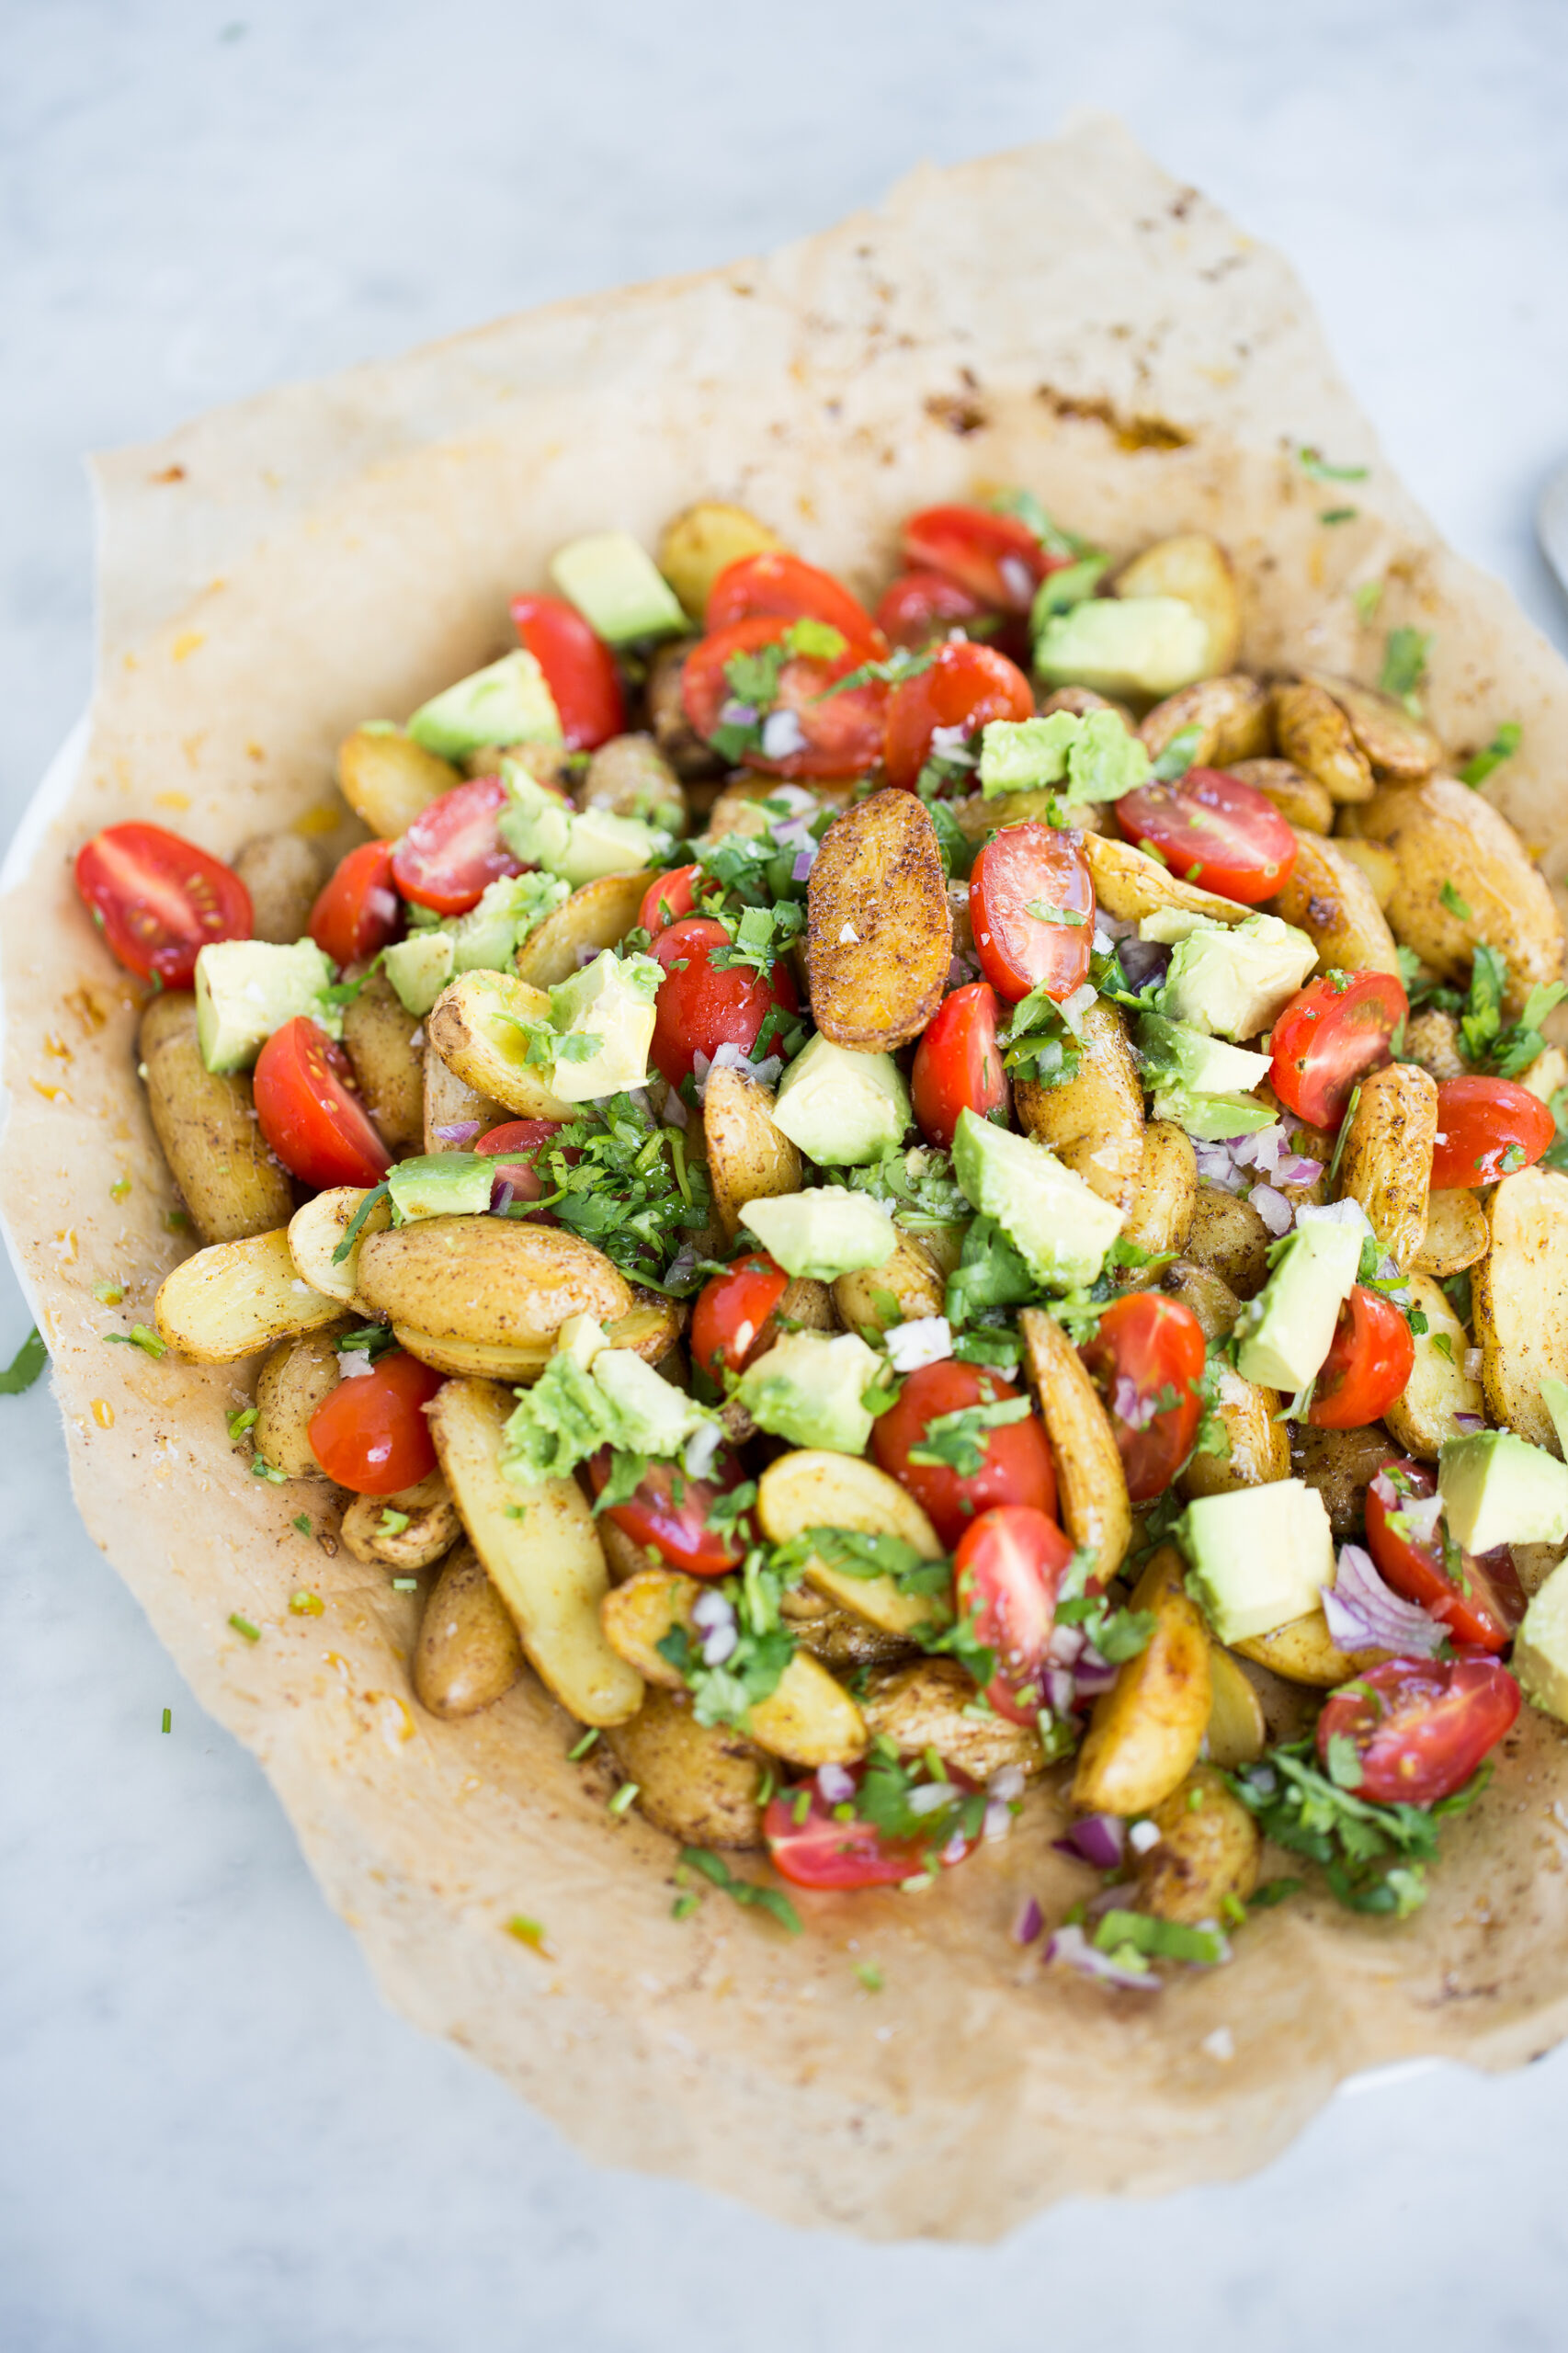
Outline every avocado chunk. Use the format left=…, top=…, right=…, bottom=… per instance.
left=977, top=708, right=1151, bottom=803
left=1135, top=1011, right=1275, bottom=1141
left=1177, top=1481, right=1336, bottom=1643
left=550, top=530, right=687, bottom=644
left=387, top=1152, right=494, bottom=1222
left=1540, top=1372, right=1568, bottom=1458
left=1160, top=914, right=1317, bottom=1041
left=950, top=1107, right=1122, bottom=1290
left=1233, top=1211, right=1364, bottom=1392
left=407, top=649, right=562, bottom=759
left=498, top=765, right=670, bottom=886
left=590, top=1347, right=707, bottom=1455
left=546, top=950, right=661, bottom=1103
left=383, top=871, right=573, bottom=1018
left=500, top=1326, right=710, bottom=1483
left=734, top=1328, right=882, bottom=1454
left=770, top=1034, right=912, bottom=1166
left=194, top=937, right=340, bottom=1074
left=740, top=1188, right=895, bottom=1280
left=1437, top=1429, right=1568, bottom=1553
left=383, top=928, right=456, bottom=1019
left=1033, top=596, right=1211, bottom=700
left=1514, top=1556, right=1568, bottom=1722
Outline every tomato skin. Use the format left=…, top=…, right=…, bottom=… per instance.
left=911, top=982, right=1006, bottom=1152
left=1269, top=971, right=1409, bottom=1129
left=870, top=1361, right=1057, bottom=1549
left=308, top=840, right=403, bottom=966
left=705, top=551, right=883, bottom=649
left=876, top=568, right=989, bottom=649
left=690, top=1253, right=790, bottom=1376
left=1308, top=1286, right=1415, bottom=1428
left=882, top=640, right=1035, bottom=791
left=474, top=1117, right=563, bottom=1208
left=764, top=1772, right=980, bottom=1891
left=1079, top=1292, right=1207, bottom=1503
left=252, top=1017, right=391, bottom=1189
left=510, top=591, right=624, bottom=750
left=307, top=1350, right=444, bottom=1495
left=640, top=863, right=702, bottom=938
left=1115, top=767, right=1298, bottom=904
left=681, top=615, right=888, bottom=779
left=902, top=504, right=1061, bottom=613
left=648, top=916, right=798, bottom=1089
left=1364, top=1461, right=1524, bottom=1652
left=1316, top=1654, right=1520, bottom=1807
left=390, top=774, right=523, bottom=916
left=969, top=823, right=1095, bottom=1005
left=74, top=822, right=252, bottom=987
left=953, top=1505, right=1073, bottom=1723
left=1431, top=1075, right=1556, bottom=1189
left=585, top=1447, right=750, bottom=1576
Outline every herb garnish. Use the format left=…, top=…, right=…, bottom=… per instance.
left=1226, top=1741, right=1491, bottom=1915
left=0, top=1325, right=48, bottom=1394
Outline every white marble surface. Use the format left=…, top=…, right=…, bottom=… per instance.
left=6, top=4, right=1568, bottom=2346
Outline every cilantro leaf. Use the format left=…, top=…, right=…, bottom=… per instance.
left=1458, top=722, right=1522, bottom=790
left=906, top=1394, right=1033, bottom=1478
left=678, top=1847, right=801, bottom=1934
left=0, top=1325, right=48, bottom=1394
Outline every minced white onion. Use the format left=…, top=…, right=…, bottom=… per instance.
left=988, top=1764, right=1027, bottom=1804
left=1465, top=1347, right=1484, bottom=1382
left=1250, top=1183, right=1294, bottom=1236
left=760, top=709, right=807, bottom=758
left=1128, top=1819, right=1162, bottom=1856
left=816, top=1762, right=856, bottom=1804
left=884, top=1316, right=953, bottom=1374
left=335, top=1350, right=377, bottom=1380
left=907, top=1781, right=952, bottom=1817
left=983, top=1802, right=1014, bottom=1843
left=681, top=1420, right=723, bottom=1481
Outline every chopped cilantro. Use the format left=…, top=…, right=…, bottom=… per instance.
left=1438, top=880, right=1472, bottom=923
left=104, top=1324, right=166, bottom=1359
left=1094, top=1909, right=1226, bottom=1966
left=842, top=1145, right=970, bottom=1231
left=567, top=1727, right=601, bottom=1761
left=856, top=1961, right=884, bottom=1991
left=988, top=485, right=1091, bottom=561
left=1353, top=579, right=1383, bottom=626
left=338, top=1324, right=396, bottom=1361
left=770, top=1523, right=952, bottom=1601
left=506, top=1915, right=549, bottom=1950
left=1226, top=1740, right=1490, bottom=1915
left=331, top=1181, right=392, bottom=1265
left=907, top=1393, right=1033, bottom=1478
left=1028, top=552, right=1109, bottom=623
left=1319, top=506, right=1358, bottom=526
left=378, top=1506, right=412, bottom=1535
left=0, top=1325, right=48, bottom=1394
left=678, top=1846, right=801, bottom=1935
left=1053, top=1546, right=1156, bottom=1663
left=289, top=1591, right=324, bottom=1616
left=1151, top=722, right=1205, bottom=783
left=291, top=1512, right=312, bottom=1537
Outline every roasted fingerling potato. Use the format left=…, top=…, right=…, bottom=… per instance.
left=1226, top=758, right=1334, bottom=835
left=253, top=1324, right=350, bottom=1477
left=155, top=1228, right=345, bottom=1363
left=413, top=1543, right=526, bottom=1720
left=806, top=790, right=951, bottom=1051
left=341, top=1470, right=462, bottom=1569
left=139, top=993, right=295, bottom=1245
left=338, top=727, right=461, bottom=838
left=606, top=1692, right=767, bottom=1848
left=232, top=832, right=323, bottom=945
left=1114, top=532, right=1241, bottom=674
left=1132, top=1765, right=1261, bottom=1925
left=1014, top=999, right=1144, bottom=1211
left=1017, top=1307, right=1131, bottom=1587
left=1271, top=679, right=1374, bottom=803
left=1334, top=1060, right=1437, bottom=1273
left=357, top=1217, right=632, bottom=1349
left=1071, top=1547, right=1212, bottom=1815
left=1119, top=1120, right=1198, bottom=1264
left=1267, top=830, right=1401, bottom=979
left=340, top=972, right=425, bottom=1156
left=1137, top=674, right=1269, bottom=767
left=704, top=1064, right=802, bottom=1240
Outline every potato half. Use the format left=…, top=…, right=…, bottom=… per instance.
left=806, top=790, right=951, bottom=1051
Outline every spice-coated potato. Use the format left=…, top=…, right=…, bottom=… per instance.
left=338, top=727, right=461, bottom=838
left=287, top=1185, right=392, bottom=1311
left=1038, top=686, right=1137, bottom=731
left=393, top=1327, right=551, bottom=1380
left=1520, top=1045, right=1568, bottom=1107
left=807, top=790, right=951, bottom=1051
left=704, top=1065, right=802, bottom=1240
left=1382, top=1273, right=1484, bottom=1460
left=1119, top=1120, right=1198, bottom=1266
left=1184, top=1188, right=1273, bottom=1300
left=154, top=1228, right=344, bottom=1363
left=1300, top=669, right=1442, bottom=779
left=1017, top=1307, right=1131, bottom=1587
left=1134, top=1765, right=1261, bottom=1925
left=1472, top=1165, right=1568, bottom=1449
left=1204, top=1651, right=1268, bottom=1768
left=426, top=970, right=579, bottom=1120
left=833, top=1227, right=946, bottom=1336
left=646, top=641, right=724, bottom=780
left=950, top=787, right=1066, bottom=846
left=1329, top=836, right=1401, bottom=911
left=1232, top=1609, right=1388, bottom=1688
left=232, top=831, right=323, bottom=944
left=607, top=1690, right=767, bottom=1848
left=1115, top=534, right=1241, bottom=674
left=1227, top=758, right=1333, bottom=835
left=601, top=1565, right=699, bottom=1686
left=1159, top=1257, right=1242, bottom=1341
left=423, top=1049, right=506, bottom=1155
left=413, top=1542, right=526, bottom=1720
left=358, top=1216, right=631, bottom=1349
left=1137, top=674, right=1270, bottom=767
left=513, top=872, right=651, bottom=989
left=1071, top=1547, right=1212, bottom=1815
left=657, top=500, right=783, bottom=620
left=1015, top=999, right=1144, bottom=1211
left=1267, top=831, right=1400, bottom=979
left=579, top=733, right=685, bottom=834
left=341, top=972, right=425, bottom=1155
left=1178, top=1365, right=1290, bottom=1498
left=860, top=1659, right=1043, bottom=1779
left=1290, top=1422, right=1400, bottom=1539
left=1335, top=1059, right=1437, bottom=1273
left=1083, top=833, right=1249, bottom=928
left=785, top=1597, right=915, bottom=1671
left=1414, top=1188, right=1488, bottom=1279
left=138, top=993, right=295, bottom=1245
left=1403, top=1008, right=1466, bottom=1081
left=1272, top=680, right=1375, bottom=803
left=756, top=1449, right=946, bottom=1639
left=253, top=1324, right=349, bottom=1478
left=341, top=1469, right=461, bottom=1569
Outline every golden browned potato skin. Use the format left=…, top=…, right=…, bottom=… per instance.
left=1403, top=1007, right=1466, bottom=1080
left=1272, top=680, right=1374, bottom=802
left=1473, top=1165, right=1568, bottom=1449
left=806, top=790, right=951, bottom=1051
left=1071, top=1548, right=1212, bottom=1816
left=1204, top=1653, right=1267, bottom=1769
left=1289, top=1423, right=1400, bottom=1538
left=1184, top=1187, right=1272, bottom=1299
left=1233, top=1610, right=1388, bottom=1688
left=704, top=1066, right=802, bottom=1240
left=579, top=733, right=685, bottom=831
left=1178, top=1366, right=1289, bottom=1498
left=1227, top=758, right=1334, bottom=835
left=253, top=1324, right=348, bottom=1477
left=358, top=1217, right=632, bottom=1348
left=1267, top=831, right=1400, bottom=978
left=513, top=873, right=651, bottom=989
left=413, top=1544, right=526, bottom=1720
left=1119, top=1121, right=1198, bottom=1263
left=860, top=1660, right=1042, bottom=1780
left=646, top=641, right=724, bottom=779
left=1137, top=674, right=1269, bottom=767
left=657, top=501, right=782, bottom=620
left=1382, top=1274, right=1483, bottom=1459
left=340, top=972, right=424, bottom=1155
left=232, top=832, right=323, bottom=944
left=1015, top=1001, right=1144, bottom=1211
left=1134, top=1766, right=1261, bottom=1924
left=338, top=728, right=461, bottom=838
left=1335, top=1060, right=1437, bottom=1273
left=1115, top=533, right=1241, bottom=673
left=154, top=1228, right=343, bottom=1362
left=341, top=1471, right=460, bottom=1569
left=606, top=1691, right=767, bottom=1849
left=1413, top=1190, right=1488, bottom=1279
left=833, top=1228, right=946, bottom=1336
left=1299, top=670, right=1442, bottom=779
left=1083, top=833, right=1248, bottom=927
left=139, top=994, right=295, bottom=1244
left=1160, top=1256, right=1242, bottom=1340
left=1017, top=1308, right=1131, bottom=1587
left=426, top=971, right=579, bottom=1120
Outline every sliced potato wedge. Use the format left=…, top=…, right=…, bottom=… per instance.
left=1291, top=1423, right=1400, bottom=1538
left=1204, top=1651, right=1268, bottom=1768
left=1137, top=674, right=1269, bottom=767
left=1330, top=836, right=1401, bottom=911
left=413, top=1543, right=526, bottom=1720
left=338, top=727, right=461, bottom=838
left=1119, top=1121, right=1198, bottom=1265
left=580, top=733, right=684, bottom=832
left=1232, top=1609, right=1387, bottom=1687
left=1403, top=1008, right=1467, bottom=1082
left=287, top=1185, right=392, bottom=1310
left=1335, top=1059, right=1437, bottom=1272
left=606, top=1691, right=766, bottom=1848
left=1267, top=830, right=1400, bottom=978
left=602, top=1566, right=699, bottom=1686
left=1017, top=1306, right=1131, bottom=1586
left=1300, top=669, right=1442, bottom=779
left=806, top=790, right=950, bottom=1051
left=1226, top=757, right=1333, bottom=835
left=756, top=1449, right=947, bottom=1639
left=232, top=832, right=323, bottom=946
left=1382, top=1272, right=1483, bottom=1459
left=1083, top=832, right=1248, bottom=927
left=1071, top=1547, right=1211, bottom=1815
left=253, top=1324, right=348, bottom=1477
left=1520, top=1044, right=1568, bottom=1107
left=1184, top=1188, right=1271, bottom=1299
left=1015, top=999, right=1143, bottom=1211
left=394, top=1327, right=552, bottom=1380
left=1178, top=1365, right=1290, bottom=1498
left=861, top=1659, right=1042, bottom=1780
left=513, top=871, right=649, bottom=989
left=1473, top=1164, right=1568, bottom=1449
left=423, top=1049, right=506, bottom=1155
left=1414, top=1188, right=1488, bottom=1278
left=748, top=1652, right=868, bottom=1768
left=657, top=501, right=782, bottom=620
left=341, top=972, right=425, bottom=1156
left=647, top=641, right=723, bottom=781
left=1115, top=533, right=1240, bottom=673
left=1159, top=1258, right=1241, bottom=1341
left=154, top=1228, right=344, bottom=1363
left=833, top=1227, right=946, bottom=1336
left=341, top=1470, right=461, bottom=1569
left=359, top=1216, right=631, bottom=1349
left=426, top=970, right=578, bottom=1120
left=139, top=993, right=295, bottom=1245
left=1272, top=680, right=1374, bottom=803
left=1134, top=1765, right=1261, bottom=1925
left=704, top=1065, right=802, bottom=1239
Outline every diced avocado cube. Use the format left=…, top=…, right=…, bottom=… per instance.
left=1162, top=914, right=1317, bottom=1040
left=1514, top=1556, right=1568, bottom=1723
left=1177, top=1481, right=1336, bottom=1643
left=977, top=709, right=1151, bottom=802
left=498, top=766, right=668, bottom=887
left=591, top=1347, right=707, bottom=1455
left=383, top=928, right=457, bottom=1017
left=770, top=1035, right=912, bottom=1166
left=950, top=1108, right=1122, bottom=1290
left=1136, top=1011, right=1276, bottom=1140
left=450, top=872, right=570, bottom=976
left=1033, top=596, right=1211, bottom=700
left=1540, top=1372, right=1568, bottom=1459
left=735, top=1329, right=882, bottom=1454
left=406, top=649, right=562, bottom=759
left=1437, top=1429, right=1568, bottom=1553
left=387, top=1153, right=494, bottom=1222
left=550, top=530, right=687, bottom=644
left=1233, top=1215, right=1363, bottom=1392
left=740, top=1188, right=896, bottom=1281
left=546, top=949, right=660, bottom=1103
left=194, top=938, right=339, bottom=1074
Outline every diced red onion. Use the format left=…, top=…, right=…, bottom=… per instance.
left=1275, top=1153, right=1324, bottom=1186
left=1231, top=1123, right=1283, bottom=1172
left=1047, top=1621, right=1085, bottom=1666
left=988, top=1764, right=1027, bottom=1803
left=720, top=699, right=757, bottom=727
left=1057, top=1813, right=1126, bottom=1870
left=1044, top=1923, right=1155, bottom=1992
left=1112, top=1373, right=1159, bottom=1430
left=941, top=1830, right=970, bottom=1866
left=1047, top=1666, right=1076, bottom=1715
left=816, top=1762, right=856, bottom=1804
left=1013, top=1895, right=1044, bottom=1946
left=1395, top=1489, right=1444, bottom=1545
left=662, top=1090, right=688, bottom=1131
left=1249, top=1183, right=1293, bottom=1237
left=433, top=1120, right=482, bottom=1142
left=983, top=1801, right=1013, bottom=1843
left=691, top=1587, right=734, bottom=1632
left=1465, top=1348, right=1483, bottom=1381
left=489, top=1178, right=515, bottom=1215
left=1323, top=1541, right=1446, bottom=1657
left=1116, top=938, right=1171, bottom=993
left=1453, top=1410, right=1484, bottom=1433
left=791, top=846, right=816, bottom=882
left=1074, top=1660, right=1119, bottom=1699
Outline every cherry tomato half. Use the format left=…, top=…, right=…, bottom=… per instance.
left=902, top=504, right=1062, bottom=613
left=1316, top=1654, right=1520, bottom=1807
left=953, top=1504, right=1073, bottom=1723
left=510, top=591, right=625, bottom=751
left=474, top=1117, right=564, bottom=1208
left=74, top=822, right=252, bottom=987
left=648, top=915, right=799, bottom=1089
left=1079, top=1292, right=1207, bottom=1503
left=681, top=616, right=888, bottom=779
left=585, top=1446, right=752, bottom=1577
left=882, top=640, right=1035, bottom=791
left=690, top=1253, right=790, bottom=1377
left=1308, top=1286, right=1415, bottom=1429
left=639, top=862, right=702, bottom=938
left=1365, top=1460, right=1526, bottom=1652
left=390, top=774, right=523, bottom=916
left=1269, top=970, right=1408, bottom=1130
left=308, top=840, right=403, bottom=967
left=871, top=1361, right=1057, bottom=1549
left=307, top=1349, right=444, bottom=1495
left=1115, top=767, right=1297, bottom=904
left=253, top=1016, right=391, bottom=1190
left=875, top=568, right=989, bottom=649
left=764, top=1769, right=981, bottom=1891
left=705, top=551, right=883, bottom=650
left=1431, top=1074, right=1556, bottom=1189
left=911, top=982, right=1006, bottom=1153
left=969, top=822, right=1095, bottom=1005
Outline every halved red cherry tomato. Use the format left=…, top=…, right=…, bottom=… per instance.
left=640, top=863, right=702, bottom=938
left=1269, top=970, right=1408, bottom=1130
left=1079, top=1292, right=1207, bottom=1503
left=1308, top=1286, right=1415, bottom=1428
left=510, top=591, right=624, bottom=750
left=74, top=822, right=251, bottom=987
left=903, top=504, right=1062, bottom=613
left=648, top=915, right=799, bottom=1089
left=705, top=551, right=883, bottom=649
left=585, top=1446, right=751, bottom=1576
left=1115, top=767, right=1297, bottom=904
left=1365, top=1460, right=1526, bottom=1652
left=953, top=1505, right=1073, bottom=1723
left=390, top=774, right=523, bottom=915
left=882, top=640, right=1035, bottom=791
left=876, top=568, right=988, bottom=648
left=871, top=1361, right=1057, bottom=1549
left=1431, top=1074, right=1556, bottom=1189
left=1316, top=1653, right=1520, bottom=1806
left=474, top=1117, right=564, bottom=1208
left=911, top=981, right=1006, bottom=1152
left=307, top=1349, right=443, bottom=1495
left=680, top=616, right=888, bottom=779
left=690, top=1253, right=790, bottom=1377
left=969, top=822, right=1094, bottom=1005
left=308, top=840, right=403, bottom=967
left=764, top=1768, right=980, bottom=1890
left=252, top=1016, right=391, bottom=1189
